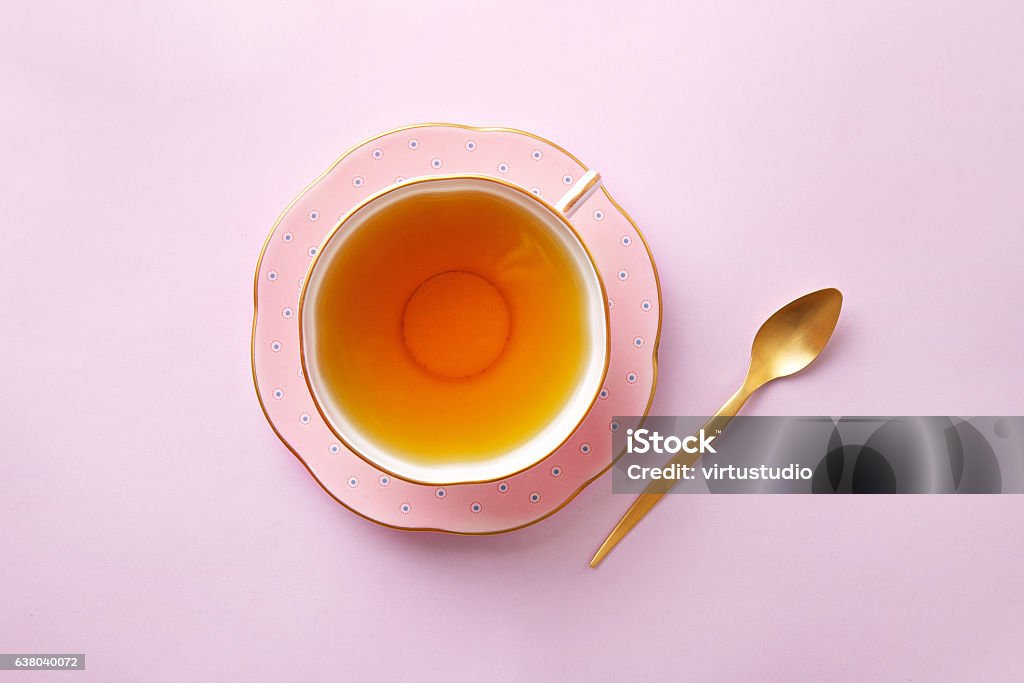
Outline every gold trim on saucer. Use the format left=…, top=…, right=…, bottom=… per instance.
left=251, top=122, right=663, bottom=534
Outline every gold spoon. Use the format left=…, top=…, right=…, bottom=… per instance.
left=589, top=287, right=844, bottom=568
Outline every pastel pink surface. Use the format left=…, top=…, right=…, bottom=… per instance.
left=254, top=124, right=658, bottom=532
left=2, top=2, right=1023, bottom=682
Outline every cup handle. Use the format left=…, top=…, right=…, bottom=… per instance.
left=554, top=170, right=602, bottom=218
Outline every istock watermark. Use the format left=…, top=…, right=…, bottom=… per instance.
left=623, top=426, right=815, bottom=482
left=611, top=416, right=1024, bottom=494
left=625, top=427, right=718, bottom=455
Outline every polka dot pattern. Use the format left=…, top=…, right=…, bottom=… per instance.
left=253, top=125, right=659, bottom=533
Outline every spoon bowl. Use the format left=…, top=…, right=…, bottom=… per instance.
left=748, top=288, right=844, bottom=387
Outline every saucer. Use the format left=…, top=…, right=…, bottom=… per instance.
left=252, top=124, right=661, bottom=533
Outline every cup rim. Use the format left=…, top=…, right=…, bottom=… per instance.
left=297, top=173, right=611, bottom=486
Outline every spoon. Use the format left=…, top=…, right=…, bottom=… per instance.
left=589, top=287, right=844, bottom=568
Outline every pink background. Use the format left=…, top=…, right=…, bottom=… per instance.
left=2, top=1, right=1022, bottom=680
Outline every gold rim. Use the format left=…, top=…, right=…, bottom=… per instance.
left=251, top=122, right=663, bottom=535
left=296, top=173, right=612, bottom=486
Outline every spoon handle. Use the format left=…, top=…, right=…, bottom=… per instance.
left=588, top=384, right=753, bottom=568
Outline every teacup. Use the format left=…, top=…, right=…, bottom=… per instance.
left=299, top=172, right=608, bottom=485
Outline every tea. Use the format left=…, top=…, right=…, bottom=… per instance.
left=308, top=182, right=596, bottom=471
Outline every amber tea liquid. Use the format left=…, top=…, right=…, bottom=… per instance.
left=309, top=182, right=595, bottom=469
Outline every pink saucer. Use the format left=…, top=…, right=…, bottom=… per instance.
left=252, top=124, right=661, bottom=533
